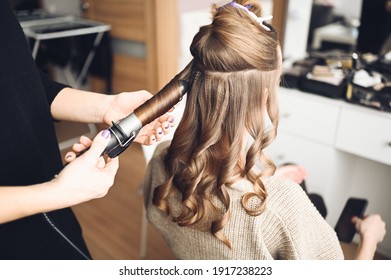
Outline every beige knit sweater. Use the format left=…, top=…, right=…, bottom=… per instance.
left=142, top=142, right=344, bottom=260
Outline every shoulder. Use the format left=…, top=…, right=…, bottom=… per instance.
left=264, top=176, right=343, bottom=259
left=228, top=175, right=309, bottom=211
left=263, top=176, right=325, bottom=236
left=145, top=141, right=171, bottom=178
left=264, top=176, right=309, bottom=209
left=152, top=141, right=171, bottom=159
left=142, top=141, right=171, bottom=207
left=145, top=140, right=170, bottom=167
left=264, top=175, right=326, bottom=224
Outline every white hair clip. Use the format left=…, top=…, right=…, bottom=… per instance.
left=230, top=2, right=273, bottom=31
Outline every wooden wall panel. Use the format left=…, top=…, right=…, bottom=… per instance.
left=112, top=54, right=147, bottom=92
left=83, top=0, right=147, bottom=42
left=82, top=0, right=179, bottom=94
left=272, top=0, right=288, bottom=49
left=153, top=0, right=180, bottom=90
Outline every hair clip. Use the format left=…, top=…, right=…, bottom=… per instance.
left=229, top=2, right=273, bottom=31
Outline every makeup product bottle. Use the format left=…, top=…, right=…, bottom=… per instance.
left=346, top=52, right=359, bottom=100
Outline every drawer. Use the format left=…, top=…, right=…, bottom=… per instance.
left=278, top=89, right=340, bottom=145
left=265, top=131, right=337, bottom=197
left=335, top=108, right=391, bottom=166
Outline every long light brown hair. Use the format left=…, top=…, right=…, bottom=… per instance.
left=152, top=0, right=281, bottom=248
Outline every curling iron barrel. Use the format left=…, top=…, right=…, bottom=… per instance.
left=102, top=79, right=189, bottom=158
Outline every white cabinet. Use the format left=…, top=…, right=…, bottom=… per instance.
left=278, top=89, right=340, bottom=146
left=267, top=131, right=338, bottom=200
left=269, top=87, right=391, bottom=258
left=335, top=106, right=391, bottom=166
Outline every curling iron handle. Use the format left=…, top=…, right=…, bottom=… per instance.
left=102, top=79, right=189, bottom=158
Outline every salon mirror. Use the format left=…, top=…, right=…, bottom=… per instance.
left=280, top=0, right=391, bottom=60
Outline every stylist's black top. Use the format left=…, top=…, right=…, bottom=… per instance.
left=0, top=0, right=91, bottom=259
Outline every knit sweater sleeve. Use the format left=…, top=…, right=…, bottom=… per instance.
left=267, top=177, right=344, bottom=260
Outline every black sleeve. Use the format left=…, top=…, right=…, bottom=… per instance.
left=39, top=71, right=70, bottom=106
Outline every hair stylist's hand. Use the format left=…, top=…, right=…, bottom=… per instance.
left=55, top=130, right=119, bottom=206
left=102, top=90, right=176, bottom=145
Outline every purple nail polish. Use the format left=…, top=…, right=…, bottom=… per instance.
left=102, top=129, right=111, bottom=139
left=169, top=117, right=175, bottom=123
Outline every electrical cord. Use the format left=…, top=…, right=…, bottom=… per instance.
left=42, top=212, right=90, bottom=260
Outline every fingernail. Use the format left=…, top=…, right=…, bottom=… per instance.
left=151, top=137, right=156, bottom=142
left=158, top=129, right=163, bottom=135
left=65, top=154, right=73, bottom=159
left=169, top=117, right=175, bottom=123
left=102, top=129, right=111, bottom=139
left=164, top=124, right=169, bottom=129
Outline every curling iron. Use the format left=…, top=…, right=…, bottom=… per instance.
left=54, top=79, right=188, bottom=260
left=102, top=79, right=189, bottom=158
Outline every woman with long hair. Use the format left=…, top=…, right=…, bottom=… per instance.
left=142, top=0, right=385, bottom=259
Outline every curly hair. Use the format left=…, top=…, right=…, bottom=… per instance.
left=152, top=0, right=281, bottom=248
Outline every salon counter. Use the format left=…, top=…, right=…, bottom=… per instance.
left=266, top=87, right=391, bottom=258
